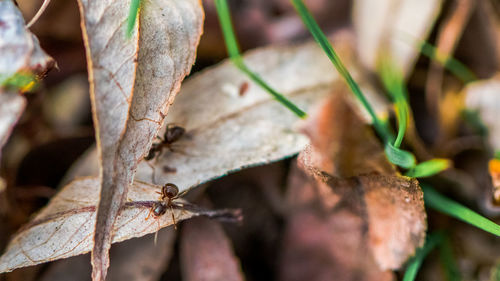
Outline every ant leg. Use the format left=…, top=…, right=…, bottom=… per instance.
left=154, top=219, right=160, bottom=245
left=145, top=161, right=158, bottom=184
left=170, top=205, right=177, bottom=230
left=145, top=208, right=153, bottom=221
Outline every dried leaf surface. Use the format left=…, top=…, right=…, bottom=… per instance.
left=465, top=74, right=500, bottom=150
left=129, top=39, right=388, bottom=193
left=0, top=177, right=237, bottom=273
left=297, top=92, right=426, bottom=270
left=181, top=217, right=244, bottom=281
left=281, top=164, right=395, bottom=281
left=76, top=0, right=203, bottom=278
left=38, top=229, right=176, bottom=281
left=353, top=0, right=443, bottom=77
left=0, top=91, right=26, bottom=155
left=0, top=0, right=54, bottom=82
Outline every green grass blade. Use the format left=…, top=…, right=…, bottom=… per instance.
left=405, top=159, right=452, bottom=178
left=417, top=40, right=476, bottom=83
left=439, top=236, right=461, bottom=281
left=126, top=0, right=141, bottom=38
left=422, top=184, right=500, bottom=236
left=378, top=58, right=408, bottom=148
left=290, top=0, right=391, bottom=141
left=214, top=0, right=307, bottom=119
left=403, top=232, right=444, bottom=281
left=385, top=143, right=416, bottom=169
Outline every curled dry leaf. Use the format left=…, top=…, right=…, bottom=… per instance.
left=281, top=164, right=395, bottom=281
left=181, top=217, right=244, bottom=281
left=0, top=0, right=55, bottom=84
left=0, top=177, right=240, bottom=274
left=353, top=0, right=443, bottom=77
left=76, top=0, right=203, bottom=278
left=297, top=90, right=426, bottom=270
left=0, top=0, right=54, bottom=157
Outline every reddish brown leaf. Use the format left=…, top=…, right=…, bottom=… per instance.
left=180, top=217, right=244, bottom=281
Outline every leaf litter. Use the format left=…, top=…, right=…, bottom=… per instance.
left=76, top=0, right=203, bottom=279
left=0, top=177, right=241, bottom=274
left=288, top=88, right=426, bottom=275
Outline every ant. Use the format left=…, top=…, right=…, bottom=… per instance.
left=146, top=183, right=181, bottom=243
left=144, top=124, right=185, bottom=161
left=146, top=183, right=180, bottom=227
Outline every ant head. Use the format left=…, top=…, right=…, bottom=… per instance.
left=162, top=183, right=179, bottom=199
left=164, top=125, right=185, bottom=143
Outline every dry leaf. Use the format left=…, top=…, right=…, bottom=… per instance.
left=0, top=0, right=54, bottom=84
left=0, top=177, right=239, bottom=273
left=465, top=73, right=500, bottom=150
left=0, top=0, right=54, bottom=157
left=353, top=0, right=443, bottom=77
left=132, top=38, right=387, bottom=193
left=64, top=38, right=388, bottom=193
left=0, top=91, right=26, bottom=156
left=76, top=0, right=203, bottom=278
left=297, top=91, right=426, bottom=270
left=38, top=229, right=176, bottom=281
left=180, top=217, right=244, bottom=281
left=280, top=163, right=395, bottom=281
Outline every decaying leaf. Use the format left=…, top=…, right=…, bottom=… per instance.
left=0, top=0, right=54, bottom=157
left=133, top=38, right=356, bottom=192
left=465, top=74, right=500, bottom=150
left=0, top=91, right=26, bottom=156
left=353, top=0, right=443, bottom=77
left=181, top=217, right=244, bottom=281
left=297, top=90, right=427, bottom=270
left=0, top=0, right=54, bottom=85
left=38, top=229, right=176, bottom=281
left=0, top=177, right=240, bottom=273
left=465, top=74, right=500, bottom=203
left=76, top=0, right=203, bottom=278
left=281, top=164, right=395, bottom=281
left=67, top=38, right=388, bottom=194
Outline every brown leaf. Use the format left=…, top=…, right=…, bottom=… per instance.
left=0, top=177, right=239, bottom=273
left=180, top=217, right=244, bottom=281
left=280, top=164, right=395, bottom=281
left=76, top=0, right=203, bottom=279
left=297, top=91, right=427, bottom=270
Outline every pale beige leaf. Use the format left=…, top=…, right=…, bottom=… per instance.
left=465, top=73, right=500, bottom=150
left=0, top=0, right=54, bottom=82
left=133, top=39, right=388, bottom=193
left=76, top=0, right=203, bottom=278
left=0, top=177, right=237, bottom=273
left=0, top=91, right=26, bottom=155
left=353, top=0, right=443, bottom=77
left=65, top=38, right=388, bottom=194
left=181, top=217, right=244, bottom=281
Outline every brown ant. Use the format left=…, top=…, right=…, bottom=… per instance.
left=145, top=183, right=181, bottom=244
left=146, top=183, right=180, bottom=227
left=144, top=124, right=185, bottom=161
